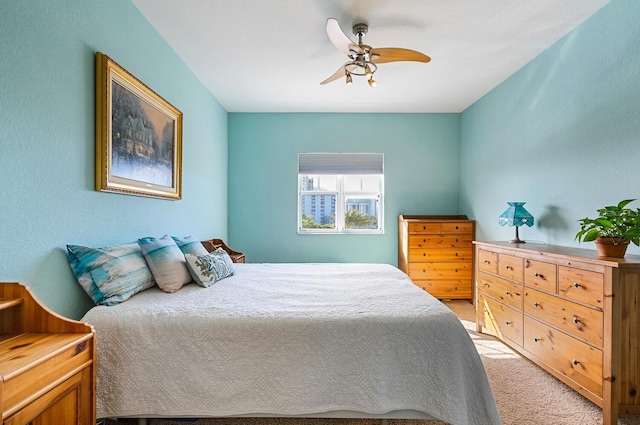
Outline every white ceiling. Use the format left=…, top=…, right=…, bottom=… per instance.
left=130, top=0, right=610, bottom=113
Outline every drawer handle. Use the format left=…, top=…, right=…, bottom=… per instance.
left=573, top=282, right=581, bottom=288
left=533, top=302, right=541, bottom=307
left=505, top=265, right=512, bottom=270
left=505, top=321, right=512, bottom=325
left=533, top=337, right=541, bottom=342
left=455, top=226, right=459, bottom=230
left=534, top=272, right=544, bottom=278
left=572, top=359, right=580, bottom=365
left=483, top=282, right=490, bottom=287
left=423, top=253, right=426, bottom=257
left=456, top=239, right=459, bottom=243
left=455, top=252, right=459, bottom=257
left=422, top=269, right=426, bottom=273
left=573, top=316, right=580, bottom=324
left=484, top=260, right=490, bottom=264
left=505, top=291, right=511, bottom=295
left=423, top=239, right=426, bottom=243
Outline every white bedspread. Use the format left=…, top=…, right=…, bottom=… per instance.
left=82, top=263, right=500, bottom=425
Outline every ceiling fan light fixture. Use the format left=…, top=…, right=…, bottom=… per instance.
left=340, top=60, right=377, bottom=86
left=364, top=64, right=373, bottom=79
left=368, top=78, right=377, bottom=88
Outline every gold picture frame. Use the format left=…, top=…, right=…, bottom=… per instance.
left=95, top=52, right=182, bottom=200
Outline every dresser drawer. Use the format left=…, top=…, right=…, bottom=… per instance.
left=409, top=262, right=472, bottom=280
left=524, top=288, right=603, bottom=347
left=558, top=266, right=604, bottom=309
left=409, top=248, right=473, bottom=262
left=524, top=259, right=557, bottom=293
left=408, top=222, right=440, bottom=234
left=1, top=333, right=92, bottom=417
left=441, top=222, right=474, bottom=234
left=477, top=271, right=523, bottom=311
left=524, top=316, right=603, bottom=397
left=413, top=280, right=472, bottom=299
left=477, top=249, right=498, bottom=274
left=498, top=254, right=524, bottom=283
left=478, top=293, right=523, bottom=347
left=408, top=235, right=472, bottom=249
left=4, top=367, right=88, bottom=425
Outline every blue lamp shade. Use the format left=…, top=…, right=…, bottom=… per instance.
left=499, top=202, right=534, bottom=243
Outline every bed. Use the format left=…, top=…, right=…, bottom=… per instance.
left=81, top=262, right=501, bottom=425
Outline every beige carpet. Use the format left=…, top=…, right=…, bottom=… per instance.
left=105, top=300, right=640, bottom=425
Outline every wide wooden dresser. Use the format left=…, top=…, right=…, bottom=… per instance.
left=0, top=282, right=95, bottom=425
left=474, top=241, right=640, bottom=425
left=398, top=215, right=475, bottom=300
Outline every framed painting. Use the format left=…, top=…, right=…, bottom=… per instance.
left=95, top=52, right=182, bottom=200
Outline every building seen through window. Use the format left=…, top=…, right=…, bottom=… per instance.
left=298, top=153, right=383, bottom=234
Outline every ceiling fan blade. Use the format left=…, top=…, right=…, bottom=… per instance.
left=326, top=18, right=362, bottom=57
left=370, top=48, right=431, bottom=64
left=320, top=66, right=346, bottom=85
left=320, top=64, right=359, bottom=85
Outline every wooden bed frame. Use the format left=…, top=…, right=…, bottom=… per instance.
left=132, top=411, right=434, bottom=425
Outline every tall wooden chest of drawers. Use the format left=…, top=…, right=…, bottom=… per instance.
left=474, top=241, right=640, bottom=425
left=398, top=215, right=475, bottom=300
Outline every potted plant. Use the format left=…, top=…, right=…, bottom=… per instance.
left=575, top=199, right=640, bottom=257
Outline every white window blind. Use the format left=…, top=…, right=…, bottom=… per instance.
left=298, top=153, right=383, bottom=175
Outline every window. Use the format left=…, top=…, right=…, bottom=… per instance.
left=298, top=153, right=384, bottom=234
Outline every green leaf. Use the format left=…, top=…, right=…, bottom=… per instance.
left=582, top=229, right=601, bottom=242
left=618, top=199, right=636, bottom=209
left=594, top=218, right=612, bottom=228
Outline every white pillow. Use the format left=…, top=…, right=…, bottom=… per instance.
left=185, top=248, right=235, bottom=288
left=138, top=235, right=191, bottom=293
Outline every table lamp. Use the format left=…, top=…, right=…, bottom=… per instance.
left=499, top=202, right=534, bottom=243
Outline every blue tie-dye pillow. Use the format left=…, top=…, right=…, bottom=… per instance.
left=171, top=235, right=209, bottom=257
left=66, top=243, right=156, bottom=305
left=185, top=248, right=235, bottom=288
left=138, top=234, right=192, bottom=293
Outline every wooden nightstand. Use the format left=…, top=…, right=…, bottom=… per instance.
left=0, top=282, right=95, bottom=425
left=201, top=238, right=245, bottom=263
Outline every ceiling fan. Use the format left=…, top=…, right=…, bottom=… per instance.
left=321, top=18, right=431, bottom=88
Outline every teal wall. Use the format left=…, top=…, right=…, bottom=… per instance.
left=460, top=0, right=640, bottom=255
left=0, top=0, right=228, bottom=319
left=3, top=0, right=638, bottom=319
left=228, top=113, right=460, bottom=264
